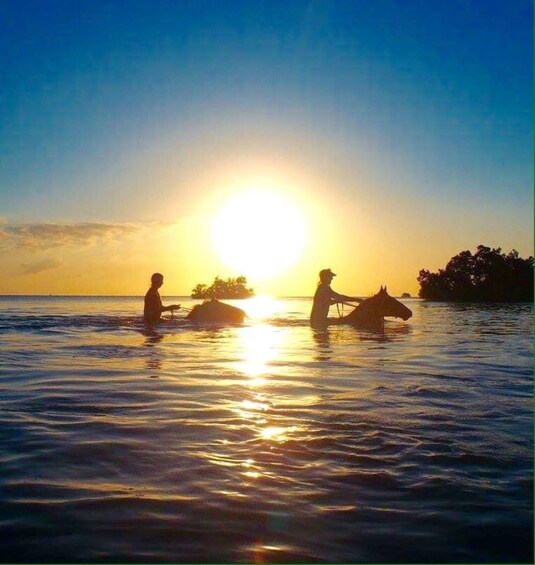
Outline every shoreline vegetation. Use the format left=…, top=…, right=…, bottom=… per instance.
left=418, top=245, right=534, bottom=302
left=191, top=276, right=255, bottom=300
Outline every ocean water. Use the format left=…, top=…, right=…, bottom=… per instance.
left=0, top=295, right=532, bottom=563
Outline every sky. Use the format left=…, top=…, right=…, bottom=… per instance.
left=0, top=0, right=532, bottom=296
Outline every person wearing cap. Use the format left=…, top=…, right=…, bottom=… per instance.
left=144, top=273, right=180, bottom=325
left=310, top=268, right=362, bottom=328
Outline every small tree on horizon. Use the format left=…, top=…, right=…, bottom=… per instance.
left=191, top=276, right=255, bottom=299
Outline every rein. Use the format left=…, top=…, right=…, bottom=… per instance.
left=336, top=301, right=360, bottom=318
left=170, top=305, right=193, bottom=319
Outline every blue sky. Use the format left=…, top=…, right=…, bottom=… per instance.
left=0, top=0, right=532, bottom=294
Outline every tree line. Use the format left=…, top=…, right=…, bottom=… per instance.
left=418, top=245, right=533, bottom=302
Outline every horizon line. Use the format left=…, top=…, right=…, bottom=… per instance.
left=0, top=293, right=419, bottom=299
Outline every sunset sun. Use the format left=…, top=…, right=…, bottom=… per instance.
left=211, top=188, right=307, bottom=279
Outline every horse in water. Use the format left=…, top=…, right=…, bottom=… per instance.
left=330, top=286, right=412, bottom=330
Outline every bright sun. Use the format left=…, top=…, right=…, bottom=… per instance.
left=211, top=188, right=307, bottom=279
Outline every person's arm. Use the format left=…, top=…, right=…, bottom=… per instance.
left=330, top=289, right=363, bottom=304
left=162, top=304, right=180, bottom=312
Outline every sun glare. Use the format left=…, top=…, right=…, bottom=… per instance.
left=211, top=188, right=307, bottom=279
left=241, top=295, right=283, bottom=320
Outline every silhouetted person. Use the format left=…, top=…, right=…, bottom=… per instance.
left=144, top=273, right=180, bottom=324
left=310, top=268, right=362, bottom=328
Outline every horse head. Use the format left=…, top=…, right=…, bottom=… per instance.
left=374, top=286, right=412, bottom=321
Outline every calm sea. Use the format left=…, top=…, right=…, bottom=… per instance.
left=0, top=296, right=532, bottom=563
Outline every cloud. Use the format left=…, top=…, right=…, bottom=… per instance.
left=0, top=222, right=145, bottom=250
left=19, top=257, right=63, bottom=275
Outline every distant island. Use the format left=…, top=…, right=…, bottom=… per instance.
left=401, top=293, right=411, bottom=298
left=191, top=276, right=255, bottom=299
left=418, top=245, right=534, bottom=302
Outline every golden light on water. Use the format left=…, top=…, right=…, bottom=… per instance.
left=260, top=426, right=297, bottom=442
left=247, top=376, right=267, bottom=388
left=232, top=399, right=268, bottom=423
left=216, top=314, right=307, bottom=496
left=233, top=323, right=305, bottom=443
left=235, top=324, right=284, bottom=379
left=241, top=295, right=283, bottom=321
left=211, top=188, right=307, bottom=279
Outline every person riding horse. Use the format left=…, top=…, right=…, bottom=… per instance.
left=310, top=269, right=413, bottom=330
left=310, top=269, right=363, bottom=329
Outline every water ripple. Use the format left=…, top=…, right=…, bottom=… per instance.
left=0, top=298, right=532, bottom=562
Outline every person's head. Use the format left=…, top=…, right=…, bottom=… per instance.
left=319, top=268, right=336, bottom=284
left=151, top=272, right=164, bottom=288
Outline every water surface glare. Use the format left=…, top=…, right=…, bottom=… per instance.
left=0, top=296, right=532, bottom=563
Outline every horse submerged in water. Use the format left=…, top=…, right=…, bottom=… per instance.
left=185, top=299, right=246, bottom=324
left=329, top=286, right=412, bottom=330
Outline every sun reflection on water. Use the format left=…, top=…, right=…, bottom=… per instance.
left=210, top=317, right=308, bottom=500
left=232, top=399, right=268, bottom=424
left=240, top=295, right=285, bottom=321
left=251, top=540, right=293, bottom=564
left=260, top=426, right=297, bottom=442
left=234, top=323, right=284, bottom=379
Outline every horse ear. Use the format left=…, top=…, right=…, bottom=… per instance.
left=385, top=286, right=388, bottom=293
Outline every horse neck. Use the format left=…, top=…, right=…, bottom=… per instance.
left=358, top=295, right=379, bottom=312
left=353, top=296, right=383, bottom=320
